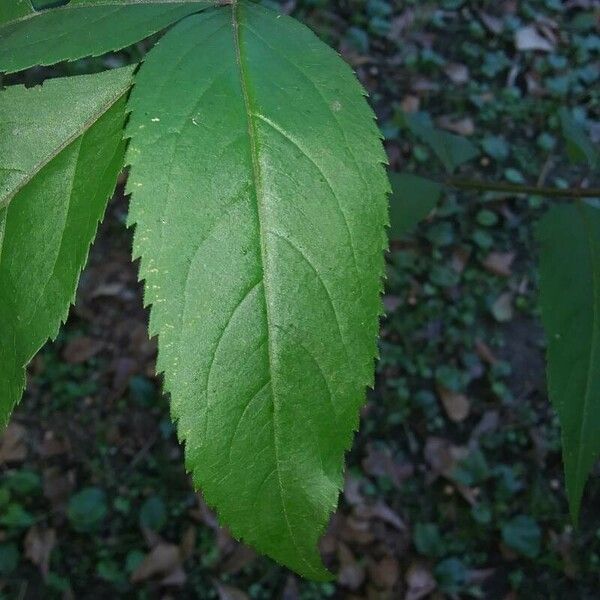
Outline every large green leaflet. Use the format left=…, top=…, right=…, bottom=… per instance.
left=125, top=2, right=389, bottom=578
left=537, top=201, right=600, bottom=522
left=0, top=67, right=132, bottom=208
left=0, top=0, right=216, bottom=74
left=0, top=67, right=132, bottom=425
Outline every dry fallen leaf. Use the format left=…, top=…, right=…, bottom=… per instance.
left=39, top=430, right=70, bottom=458
left=43, top=467, right=75, bottom=510
left=515, top=25, right=555, bottom=52
left=401, top=94, right=420, bottom=113
left=405, top=562, right=436, bottom=600
left=451, top=246, right=472, bottom=274
left=282, top=575, right=300, bottom=600
left=482, top=251, right=515, bottom=277
left=437, top=116, right=475, bottom=136
left=161, top=566, right=187, bottom=587
left=369, top=556, right=399, bottom=589
left=437, top=386, right=471, bottom=423
left=444, top=62, right=470, bottom=85
left=337, top=542, right=365, bottom=591
left=215, top=582, right=250, bottom=600
left=343, top=475, right=365, bottom=507
left=130, top=543, right=182, bottom=583
left=424, top=437, right=467, bottom=480
left=219, top=543, right=256, bottom=575
left=383, top=295, right=402, bottom=314
left=388, top=9, right=415, bottom=42
left=411, top=78, right=439, bottom=93
left=492, top=292, right=514, bottom=322
left=355, top=501, right=406, bottom=532
left=62, top=335, right=104, bottom=364
left=362, top=444, right=413, bottom=489
left=24, top=526, right=56, bottom=579
left=475, top=339, right=498, bottom=364
left=471, top=411, right=500, bottom=444
left=0, top=422, right=27, bottom=464
left=339, top=514, right=376, bottom=545
left=179, top=525, right=197, bottom=561
left=190, top=493, right=219, bottom=529
left=478, top=11, right=504, bottom=34
left=90, top=281, right=126, bottom=299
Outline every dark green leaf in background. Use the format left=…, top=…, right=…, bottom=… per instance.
left=400, top=112, right=479, bottom=173
left=0, top=543, right=19, bottom=576
left=537, top=201, right=600, bottom=521
left=68, top=487, right=108, bottom=532
left=501, top=515, right=541, bottom=558
left=388, top=172, right=440, bottom=239
left=559, top=108, right=599, bottom=170
left=139, top=496, right=167, bottom=532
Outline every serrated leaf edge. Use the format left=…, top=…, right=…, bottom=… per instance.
left=123, top=2, right=390, bottom=579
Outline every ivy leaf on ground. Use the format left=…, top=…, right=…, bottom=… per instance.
left=501, top=515, right=541, bottom=558
left=388, top=172, right=440, bottom=239
left=399, top=111, right=479, bottom=173
left=559, top=108, right=599, bottom=170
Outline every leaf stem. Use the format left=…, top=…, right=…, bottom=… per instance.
left=445, top=177, right=600, bottom=199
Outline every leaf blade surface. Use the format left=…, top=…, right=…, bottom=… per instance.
left=125, top=2, right=389, bottom=578
left=537, top=201, right=600, bottom=521
left=0, top=68, right=132, bottom=425
left=0, top=67, right=133, bottom=209
left=0, top=0, right=216, bottom=73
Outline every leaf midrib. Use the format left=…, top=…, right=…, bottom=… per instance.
left=230, top=0, right=318, bottom=576
left=0, top=83, right=129, bottom=211
left=2, top=0, right=218, bottom=26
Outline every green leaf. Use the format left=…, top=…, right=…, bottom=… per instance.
left=481, top=134, right=509, bottom=161
left=0, top=543, right=19, bottom=575
left=0, top=503, right=35, bottom=528
left=401, top=112, right=479, bottom=173
left=0, top=68, right=132, bottom=425
left=4, top=470, right=41, bottom=495
left=0, top=0, right=217, bottom=74
left=434, top=557, right=467, bottom=594
left=537, top=201, right=600, bottom=522
left=501, top=515, right=541, bottom=558
left=67, top=487, right=108, bottom=532
left=125, top=2, right=389, bottom=579
left=388, top=172, right=440, bottom=239
left=0, top=67, right=133, bottom=209
left=559, top=108, right=599, bottom=169
left=413, top=522, right=444, bottom=557
left=139, top=496, right=167, bottom=532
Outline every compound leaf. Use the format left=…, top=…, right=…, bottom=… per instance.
left=537, top=201, right=600, bottom=522
left=0, top=0, right=217, bottom=74
left=0, top=67, right=133, bottom=425
left=126, top=2, right=389, bottom=579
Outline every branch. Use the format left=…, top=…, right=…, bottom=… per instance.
left=446, top=178, right=600, bottom=199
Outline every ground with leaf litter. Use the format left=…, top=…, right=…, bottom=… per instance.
left=0, top=0, right=599, bottom=598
